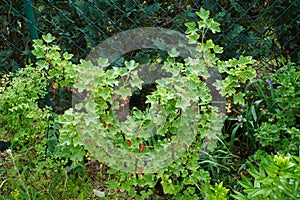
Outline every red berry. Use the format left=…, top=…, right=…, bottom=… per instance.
left=194, top=105, right=198, bottom=111
left=124, top=97, right=129, bottom=105
left=201, top=77, right=206, bottom=82
left=205, top=137, right=211, bottom=143
left=127, top=141, right=132, bottom=146
left=139, top=145, right=146, bottom=152
left=138, top=168, right=144, bottom=174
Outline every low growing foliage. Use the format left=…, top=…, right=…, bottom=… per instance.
left=0, top=65, right=51, bottom=150
left=230, top=58, right=300, bottom=155
left=232, top=152, right=300, bottom=200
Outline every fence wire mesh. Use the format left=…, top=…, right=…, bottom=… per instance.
left=1, top=0, right=299, bottom=73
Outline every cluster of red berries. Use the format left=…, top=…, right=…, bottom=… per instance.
left=121, top=97, right=129, bottom=107
left=50, top=82, right=58, bottom=94
left=112, top=96, right=129, bottom=107
left=127, top=140, right=146, bottom=152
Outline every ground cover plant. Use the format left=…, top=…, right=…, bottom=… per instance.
left=0, top=7, right=299, bottom=200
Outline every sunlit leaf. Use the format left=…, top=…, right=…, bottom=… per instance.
left=168, top=48, right=180, bottom=58
left=196, top=7, right=209, bottom=20
left=42, top=33, right=55, bottom=43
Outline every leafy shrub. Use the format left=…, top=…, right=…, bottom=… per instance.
left=0, top=32, right=97, bottom=199
left=0, top=65, right=50, bottom=150
left=255, top=61, right=300, bottom=154
left=51, top=8, right=257, bottom=199
left=0, top=148, right=95, bottom=199
left=232, top=152, right=300, bottom=199
left=230, top=58, right=300, bottom=154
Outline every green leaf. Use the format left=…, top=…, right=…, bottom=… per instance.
left=116, top=86, right=131, bottom=99
left=187, top=33, right=200, bottom=44
left=175, top=98, right=190, bottom=111
left=209, top=21, right=221, bottom=33
left=99, top=86, right=112, bottom=100
left=33, top=39, right=44, bottom=46
left=84, top=101, right=97, bottom=113
left=70, top=146, right=85, bottom=161
left=233, top=92, right=245, bottom=105
left=248, top=168, right=264, bottom=180
left=74, top=79, right=87, bottom=93
left=140, top=190, right=153, bottom=198
left=84, top=111, right=99, bottom=126
left=42, top=33, right=55, bottom=43
left=185, top=22, right=198, bottom=34
left=230, top=192, right=250, bottom=200
left=32, top=48, right=45, bottom=59
left=229, top=58, right=239, bottom=66
left=239, top=175, right=254, bottom=189
left=51, top=45, right=61, bottom=51
left=47, top=49, right=61, bottom=61
left=36, top=60, right=49, bottom=71
left=212, top=80, right=225, bottom=95
left=204, top=18, right=213, bottom=28
left=97, top=57, right=110, bottom=68
left=238, top=55, right=254, bottom=65
left=213, top=45, right=223, bottom=54
left=197, top=21, right=206, bottom=29
left=107, top=180, right=119, bottom=190
left=112, top=66, right=127, bottom=77
left=245, top=187, right=272, bottom=197
left=203, top=40, right=214, bottom=49
left=168, top=48, right=180, bottom=58
left=161, top=180, right=176, bottom=194
left=121, top=181, right=134, bottom=191
left=251, top=105, right=257, bottom=122
left=63, top=52, right=73, bottom=60
left=130, top=74, right=144, bottom=90
left=125, top=60, right=138, bottom=71
left=143, top=174, right=155, bottom=188
left=196, top=8, right=209, bottom=20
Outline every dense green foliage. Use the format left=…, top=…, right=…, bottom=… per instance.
left=0, top=6, right=299, bottom=200
left=232, top=152, right=300, bottom=199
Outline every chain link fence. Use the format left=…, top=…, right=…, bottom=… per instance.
left=1, top=0, right=299, bottom=74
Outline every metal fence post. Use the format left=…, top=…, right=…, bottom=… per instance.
left=24, top=0, right=38, bottom=40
